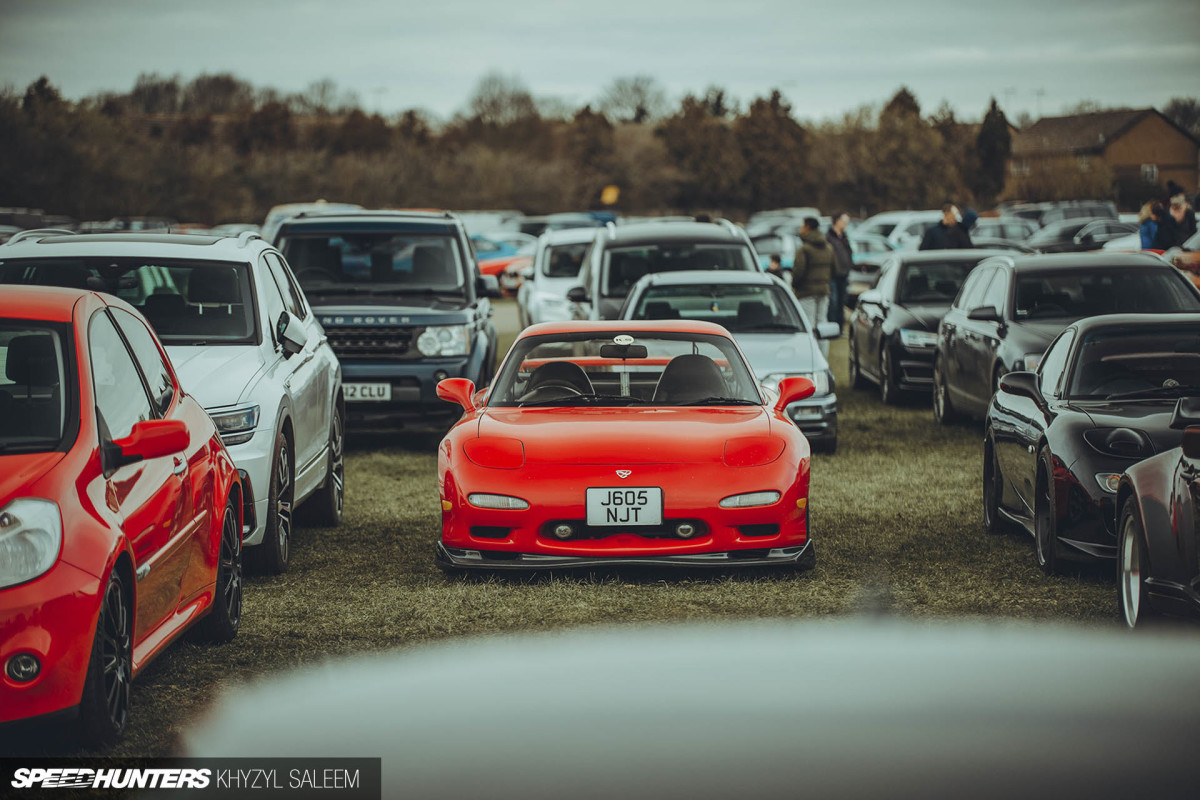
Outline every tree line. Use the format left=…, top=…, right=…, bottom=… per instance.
left=2, top=72, right=1195, bottom=225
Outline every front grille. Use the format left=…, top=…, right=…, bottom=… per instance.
left=540, top=519, right=708, bottom=540
left=325, top=326, right=414, bottom=359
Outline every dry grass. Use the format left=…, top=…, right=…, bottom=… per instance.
left=1, top=300, right=1116, bottom=757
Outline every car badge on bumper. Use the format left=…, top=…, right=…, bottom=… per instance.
left=616, top=470, right=631, bottom=479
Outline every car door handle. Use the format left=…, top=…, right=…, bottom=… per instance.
left=173, top=456, right=187, bottom=476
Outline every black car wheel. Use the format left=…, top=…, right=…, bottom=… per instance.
left=78, top=570, right=132, bottom=747
left=982, top=434, right=1007, bottom=535
left=848, top=334, right=868, bottom=390
left=879, top=345, right=900, bottom=405
left=1118, top=500, right=1158, bottom=629
left=302, top=404, right=344, bottom=527
left=933, top=356, right=957, bottom=425
left=190, top=497, right=243, bottom=643
left=247, top=431, right=293, bottom=575
left=1034, top=447, right=1061, bottom=575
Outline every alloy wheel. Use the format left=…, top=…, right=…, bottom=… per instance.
left=99, top=577, right=132, bottom=733
left=276, top=440, right=292, bottom=564
left=330, top=409, right=344, bottom=516
left=1120, top=517, right=1141, bottom=627
left=220, top=505, right=243, bottom=628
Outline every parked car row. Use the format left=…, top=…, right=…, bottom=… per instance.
left=845, top=245, right=1200, bottom=628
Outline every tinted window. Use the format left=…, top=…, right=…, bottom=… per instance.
left=0, top=258, right=256, bottom=345
left=111, top=308, right=174, bottom=415
left=543, top=241, right=591, bottom=278
left=90, top=312, right=152, bottom=441
left=955, top=267, right=993, bottom=310
left=0, top=322, right=66, bottom=449
left=602, top=244, right=756, bottom=298
left=897, top=261, right=977, bottom=305
left=1068, top=326, right=1200, bottom=399
left=1037, top=330, right=1074, bottom=398
left=260, top=265, right=288, bottom=345
left=1014, top=269, right=1200, bottom=320
left=981, top=269, right=1009, bottom=314
left=632, top=283, right=803, bottom=333
left=280, top=232, right=466, bottom=295
left=266, top=253, right=307, bottom=318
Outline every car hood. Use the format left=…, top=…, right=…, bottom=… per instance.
left=166, top=346, right=265, bottom=409
left=478, top=406, right=772, bottom=464
left=734, top=333, right=826, bottom=377
left=1070, top=399, right=1193, bottom=454
left=0, top=451, right=67, bottom=503
left=895, top=304, right=951, bottom=331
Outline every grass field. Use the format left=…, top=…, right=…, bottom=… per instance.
left=3, top=299, right=1117, bottom=756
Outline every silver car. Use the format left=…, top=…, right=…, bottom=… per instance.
left=516, top=227, right=598, bottom=328
left=618, top=270, right=840, bottom=452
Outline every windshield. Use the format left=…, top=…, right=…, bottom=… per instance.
left=0, top=258, right=257, bottom=345
left=898, top=261, right=977, bottom=304
left=631, top=284, right=803, bottom=333
left=1014, top=269, right=1200, bottom=320
left=280, top=233, right=466, bottom=296
left=489, top=331, right=761, bottom=407
left=542, top=241, right=591, bottom=278
left=0, top=322, right=68, bottom=451
left=602, top=244, right=756, bottom=298
left=1068, top=327, right=1200, bottom=399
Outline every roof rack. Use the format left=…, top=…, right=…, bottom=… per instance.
left=235, top=230, right=263, bottom=248
left=3, top=228, right=77, bottom=246
left=605, top=221, right=618, bottom=239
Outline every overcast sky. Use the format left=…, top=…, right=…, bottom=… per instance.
left=2, top=0, right=1197, bottom=123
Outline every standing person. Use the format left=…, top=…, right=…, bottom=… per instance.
left=919, top=203, right=977, bottom=250
left=826, top=212, right=854, bottom=329
left=765, top=254, right=784, bottom=277
left=792, top=217, right=834, bottom=356
left=1138, top=201, right=1161, bottom=250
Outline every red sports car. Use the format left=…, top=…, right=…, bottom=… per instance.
left=0, top=286, right=243, bottom=746
left=435, top=320, right=817, bottom=571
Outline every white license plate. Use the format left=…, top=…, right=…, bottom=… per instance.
left=345, top=382, right=391, bottom=402
left=586, top=487, right=663, bottom=527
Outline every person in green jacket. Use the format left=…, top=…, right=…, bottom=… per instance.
left=792, top=217, right=834, bottom=356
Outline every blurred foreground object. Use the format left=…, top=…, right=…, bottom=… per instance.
left=186, top=621, right=1200, bottom=799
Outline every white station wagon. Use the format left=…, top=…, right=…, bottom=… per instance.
left=0, top=230, right=344, bottom=573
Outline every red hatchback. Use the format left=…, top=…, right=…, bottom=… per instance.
left=0, top=286, right=243, bottom=746
left=435, top=321, right=817, bottom=571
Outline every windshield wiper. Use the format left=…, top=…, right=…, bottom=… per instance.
left=519, top=393, right=647, bottom=407
left=677, top=396, right=762, bottom=406
left=1106, top=385, right=1200, bottom=400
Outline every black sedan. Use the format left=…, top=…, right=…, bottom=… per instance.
left=934, top=252, right=1200, bottom=425
left=1118, top=427, right=1200, bottom=627
left=985, top=315, right=1200, bottom=575
left=849, top=250, right=1009, bottom=404
left=1026, top=218, right=1137, bottom=254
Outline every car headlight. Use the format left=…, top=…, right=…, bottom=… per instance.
left=1023, top=353, right=1043, bottom=371
left=208, top=405, right=260, bottom=447
left=761, top=371, right=832, bottom=396
left=1095, top=473, right=1122, bottom=494
left=0, top=499, right=62, bottom=589
left=417, top=325, right=470, bottom=357
left=719, top=491, right=781, bottom=508
left=899, top=328, right=939, bottom=349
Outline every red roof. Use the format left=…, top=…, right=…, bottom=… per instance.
left=520, top=319, right=735, bottom=338
left=1011, top=108, right=1198, bottom=156
left=0, top=285, right=92, bottom=323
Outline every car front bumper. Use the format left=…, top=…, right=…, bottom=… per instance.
left=436, top=539, right=814, bottom=571
left=341, top=357, right=484, bottom=431
left=0, top=561, right=102, bottom=724
left=785, top=394, right=838, bottom=444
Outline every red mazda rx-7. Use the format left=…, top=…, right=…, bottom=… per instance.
left=435, top=320, right=817, bottom=571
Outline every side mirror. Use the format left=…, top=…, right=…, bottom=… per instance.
left=111, top=419, right=189, bottom=467
left=774, top=377, right=815, bottom=412
left=967, top=306, right=1003, bottom=323
left=815, top=321, right=841, bottom=340
left=1183, top=426, right=1200, bottom=460
left=476, top=274, right=502, bottom=299
left=566, top=285, right=589, bottom=303
left=437, top=378, right=477, bottom=411
left=998, top=371, right=1042, bottom=404
left=277, top=311, right=305, bottom=356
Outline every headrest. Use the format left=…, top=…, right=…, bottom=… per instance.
left=37, top=263, right=91, bottom=290
left=653, top=353, right=726, bottom=404
left=642, top=301, right=679, bottom=320
left=144, top=293, right=187, bottom=320
left=189, top=268, right=240, bottom=304
left=527, top=361, right=594, bottom=393
left=6, top=334, right=59, bottom=385
left=736, top=301, right=770, bottom=325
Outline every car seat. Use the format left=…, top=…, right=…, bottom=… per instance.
left=642, top=301, right=680, bottom=320
left=525, top=361, right=594, bottom=395
left=653, top=354, right=727, bottom=404
left=2, top=334, right=61, bottom=440
left=189, top=268, right=243, bottom=337
left=735, top=301, right=770, bottom=329
left=143, top=294, right=188, bottom=336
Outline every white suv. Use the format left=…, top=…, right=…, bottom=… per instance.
left=0, top=230, right=344, bottom=573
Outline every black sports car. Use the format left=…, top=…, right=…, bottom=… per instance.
left=934, top=252, right=1200, bottom=425
left=849, top=250, right=1009, bottom=404
left=1118, top=427, right=1200, bottom=628
left=984, top=314, right=1200, bottom=575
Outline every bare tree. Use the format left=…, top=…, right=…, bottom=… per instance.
left=598, top=75, right=667, bottom=124
left=467, top=72, right=538, bottom=125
